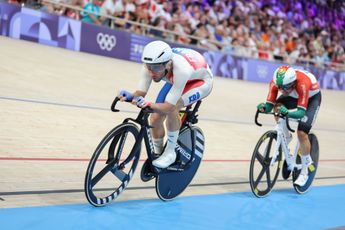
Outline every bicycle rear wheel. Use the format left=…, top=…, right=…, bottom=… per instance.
left=155, top=126, right=204, bottom=201
left=84, top=123, right=140, bottom=206
left=293, top=133, right=319, bottom=194
left=249, top=130, right=282, bottom=198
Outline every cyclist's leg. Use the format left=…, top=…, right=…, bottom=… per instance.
left=274, top=96, right=297, bottom=143
left=153, top=75, right=212, bottom=168
left=150, top=83, right=171, bottom=154
left=274, top=95, right=298, bottom=112
left=157, top=78, right=211, bottom=166
left=297, top=92, right=322, bottom=141
left=151, top=82, right=181, bottom=167
left=294, top=93, right=321, bottom=186
left=181, top=76, right=213, bottom=107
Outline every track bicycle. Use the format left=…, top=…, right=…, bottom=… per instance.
left=84, top=97, right=205, bottom=206
left=249, top=110, right=319, bottom=197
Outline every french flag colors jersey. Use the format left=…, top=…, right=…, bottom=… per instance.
left=139, top=48, right=213, bottom=105
left=266, top=69, right=320, bottom=110
left=171, top=48, right=207, bottom=70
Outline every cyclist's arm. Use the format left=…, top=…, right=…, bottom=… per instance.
left=148, top=84, right=183, bottom=114
left=133, top=90, right=146, bottom=98
left=137, top=66, right=152, bottom=93
left=150, top=67, right=190, bottom=114
left=289, top=79, right=309, bottom=119
left=265, top=102, right=274, bottom=112
left=288, top=107, right=306, bottom=119
left=265, top=80, right=278, bottom=112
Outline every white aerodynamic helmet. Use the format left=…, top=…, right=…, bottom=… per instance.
left=141, top=41, right=173, bottom=64
left=273, top=66, right=297, bottom=89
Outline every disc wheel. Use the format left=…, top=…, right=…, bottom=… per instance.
left=155, top=126, right=204, bottom=201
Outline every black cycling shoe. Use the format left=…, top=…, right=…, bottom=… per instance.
left=282, top=160, right=292, bottom=180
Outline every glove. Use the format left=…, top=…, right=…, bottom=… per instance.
left=257, top=102, right=269, bottom=113
left=257, top=102, right=274, bottom=113
left=257, top=102, right=265, bottom=111
left=118, top=90, right=133, bottom=102
left=278, top=105, right=289, bottom=115
left=133, top=96, right=152, bottom=108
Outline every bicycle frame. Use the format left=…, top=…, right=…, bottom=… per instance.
left=255, top=110, right=303, bottom=172
left=271, top=118, right=302, bottom=171
left=111, top=98, right=202, bottom=172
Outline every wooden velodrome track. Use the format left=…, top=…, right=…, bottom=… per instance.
left=1, top=36, right=345, bottom=208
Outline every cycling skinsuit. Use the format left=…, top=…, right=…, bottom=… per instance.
left=266, top=69, right=321, bottom=133
left=138, top=48, right=213, bottom=106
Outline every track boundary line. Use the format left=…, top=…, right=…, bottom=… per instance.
left=1, top=176, right=344, bottom=196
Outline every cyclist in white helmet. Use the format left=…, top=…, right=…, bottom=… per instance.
left=118, top=40, right=213, bottom=168
left=257, top=65, right=321, bottom=187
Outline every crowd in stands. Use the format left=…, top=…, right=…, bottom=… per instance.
left=5, top=0, right=345, bottom=70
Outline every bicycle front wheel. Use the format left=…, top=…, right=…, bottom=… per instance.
left=84, top=122, right=140, bottom=207
left=249, top=130, right=282, bottom=198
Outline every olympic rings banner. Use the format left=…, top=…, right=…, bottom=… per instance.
left=80, top=23, right=130, bottom=59
left=1, top=2, right=344, bottom=90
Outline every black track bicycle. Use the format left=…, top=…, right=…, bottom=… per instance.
left=84, top=97, right=205, bottom=206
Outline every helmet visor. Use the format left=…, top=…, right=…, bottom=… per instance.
left=278, top=81, right=295, bottom=90
left=145, top=63, right=166, bottom=73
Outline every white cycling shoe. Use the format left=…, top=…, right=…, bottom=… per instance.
left=294, top=173, right=309, bottom=187
left=152, top=149, right=176, bottom=168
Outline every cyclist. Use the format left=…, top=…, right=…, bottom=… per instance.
left=257, top=66, right=321, bottom=186
left=118, top=40, right=213, bottom=168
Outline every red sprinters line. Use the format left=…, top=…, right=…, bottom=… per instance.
left=0, top=157, right=345, bottom=163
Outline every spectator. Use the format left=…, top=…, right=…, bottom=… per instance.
left=148, top=16, right=165, bottom=38
left=81, top=0, right=102, bottom=25
left=17, top=0, right=344, bottom=68
left=65, top=0, right=84, bottom=20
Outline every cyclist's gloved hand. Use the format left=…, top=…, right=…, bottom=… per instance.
left=278, top=105, right=289, bottom=116
left=257, top=102, right=267, bottom=113
left=133, top=96, right=152, bottom=108
left=118, top=90, right=133, bottom=102
left=257, top=102, right=274, bottom=113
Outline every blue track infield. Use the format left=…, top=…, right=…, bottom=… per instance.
left=1, top=184, right=345, bottom=230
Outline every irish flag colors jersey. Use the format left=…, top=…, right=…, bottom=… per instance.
left=267, top=69, right=320, bottom=110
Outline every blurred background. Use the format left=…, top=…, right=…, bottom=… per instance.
left=3, top=0, right=345, bottom=71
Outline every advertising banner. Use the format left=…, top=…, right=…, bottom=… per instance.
left=80, top=23, right=130, bottom=59
left=0, top=3, right=81, bottom=50
left=246, top=59, right=280, bottom=82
